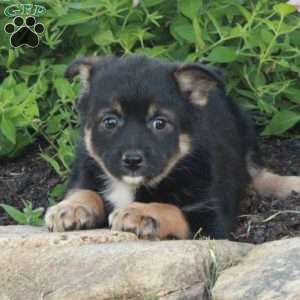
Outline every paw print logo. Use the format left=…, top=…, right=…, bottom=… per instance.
left=4, top=16, right=44, bottom=48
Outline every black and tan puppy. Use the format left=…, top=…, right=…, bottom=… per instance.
left=45, top=55, right=300, bottom=239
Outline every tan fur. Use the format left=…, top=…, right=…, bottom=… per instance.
left=147, top=106, right=176, bottom=122
left=149, top=134, right=191, bottom=186
left=69, top=57, right=103, bottom=99
left=79, top=65, right=91, bottom=95
left=111, top=96, right=123, bottom=114
left=175, top=71, right=216, bottom=106
left=95, top=99, right=123, bottom=120
left=252, top=169, right=300, bottom=198
left=84, top=127, right=115, bottom=178
left=147, top=104, right=158, bottom=118
left=45, top=189, right=105, bottom=232
left=109, top=202, right=190, bottom=240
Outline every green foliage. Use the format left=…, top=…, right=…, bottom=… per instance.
left=48, top=181, right=67, bottom=205
left=0, top=201, right=44, bottom=226
left=0, top=0, right=300, bottom=171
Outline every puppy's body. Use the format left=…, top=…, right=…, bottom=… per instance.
left=45, top=55, right=300, bottom=239
left=70, top=88, right=253, bottom=238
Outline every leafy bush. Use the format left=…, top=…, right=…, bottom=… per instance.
left=0, top=201, right=44, bottom=226
left=0, top=0, right=300, bottom=176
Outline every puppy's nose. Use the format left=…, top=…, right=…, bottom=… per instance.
left=122, top=150, right=144, bottom=171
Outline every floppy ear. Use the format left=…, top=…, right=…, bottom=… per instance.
left=65, top=56, right=116, bottom=112
left=174, top=63, right=224, bottom=106
left=64, top=57, right=103, bottom=96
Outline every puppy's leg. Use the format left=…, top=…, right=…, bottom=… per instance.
left=252, top=169, right=300, bottom=198
left=109, top=202, right=190, bottom=240
left=45, top=189, right=105, bottom=232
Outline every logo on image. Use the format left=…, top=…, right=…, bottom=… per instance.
left=4, top=4, right=46, bottom=48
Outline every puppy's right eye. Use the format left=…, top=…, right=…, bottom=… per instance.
left=102, top=116, right=119, bottom=130
left=152, top=118, right=167, bottom=130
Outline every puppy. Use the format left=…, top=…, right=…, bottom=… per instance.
left=45, top=55, right=300, bottom=239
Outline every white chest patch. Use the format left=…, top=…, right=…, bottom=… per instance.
left=103, top=179, right=136, bottom=209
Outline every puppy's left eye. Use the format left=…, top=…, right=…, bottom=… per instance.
left=102, top=116, right=119, bottom=130
left=152, top=118, right=167, bottom=130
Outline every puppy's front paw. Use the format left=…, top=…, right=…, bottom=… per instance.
left=45, top=190, right=104, bottom=232
left=45, top=202, right=95, bottom=232
left=109, top=205, right=160, bottom=240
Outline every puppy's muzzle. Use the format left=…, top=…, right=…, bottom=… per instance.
left=122, top=150, right=145, bottom=172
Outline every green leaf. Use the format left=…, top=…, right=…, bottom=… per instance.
left=0, top=132, right=14, bottom=157
left=50, top=182, right=67, bottom=199
left=192, top=17, right=205, bottom=50
left=237, top=5, right=252, bottom=21
left=170, top=16, right=195, bottom=43
left=93, top=30, right=115, bottom=46
left=143, top=0, right=163, bottom=7
left=48, top=198, right=58, bottom=207
left=1, top=115, right=16, bottom=144
left=178, top=0, right=201, bottom=19
left=260, top=29, right=274, bottom=45
left=22, top=201, right=44, bottom=226
left=0, top=204, right=26, bottom=224
left=136, top=45, right=169, bottom=58
left=7, top=49, right=15, bottom=68
left=54, top=78, right=74, bottom=99
left=273, top=3, right=296, bottom=16
left=19, top=65, right=38, bottom=74
left=56, top=12, right=95, bottom=26
left=207, top=46, right=238, bottom=63
left=46, top=116, right=62, bottom=134
left=75, top=21, right=98, bottom=37
left=11, top=132, right=33, bottom=157
left=117, top=26, right=141, bottom=51
left=40, top=154, right=62, bottom=176
left=68, top=0, right=104, bottom=9
left=52, top=64, right=67, bottom=76
left=284, top=88, right=300, bottom=104
left=262, top=110, right=300, bottom=136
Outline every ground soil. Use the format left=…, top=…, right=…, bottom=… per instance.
left=233, top=138, right=300, bottom=244
left=0, top=143, right=61, bottom=226
left=0, top=138, right=299, bottom=244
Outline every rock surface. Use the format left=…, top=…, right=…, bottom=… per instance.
left=212, top=237, right=300, bottom=300
left=0, top=226, right=252, bottom=300
left=1, top=226, right=299, bottom=300
left=0, top=225, right=138, bottom=248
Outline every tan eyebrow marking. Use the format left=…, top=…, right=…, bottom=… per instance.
left=94, top=97, right=123, bottom=123
left=111, top=96, right=123, bottom=114
left=147, top=104, right=158, bottom=118
left=147, top=104, right=175, bottom=122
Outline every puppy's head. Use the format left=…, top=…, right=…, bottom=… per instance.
left=66, top=55, right=222, bottom=186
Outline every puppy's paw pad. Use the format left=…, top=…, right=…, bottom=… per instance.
left=109, top=208, right=160, bottom=240
left=45, top=203, right=96, bottom=232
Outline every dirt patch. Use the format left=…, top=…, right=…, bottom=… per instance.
left=233, top=138, right=300, bottom=244
left=234, top=190, right=299, bottom=244
left=0, top=138, right=299, bottom=244
left=0, top=144, right=60, bottom=225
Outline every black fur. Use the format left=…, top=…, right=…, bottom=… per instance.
left=66, top=55, right=261, bottom=239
